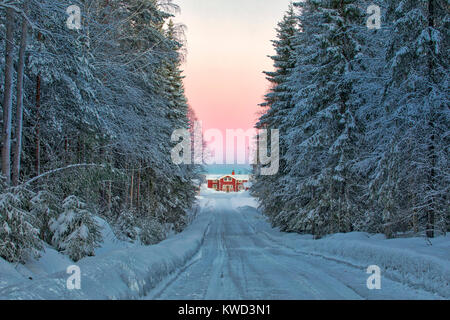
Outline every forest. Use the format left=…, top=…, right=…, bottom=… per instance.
left=252, top=0, right=449, bottom=239
left=0, top=0, right=449, bottom=269
left=0, top=0, right=199, bottom=263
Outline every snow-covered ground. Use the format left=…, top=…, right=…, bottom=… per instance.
left=0, top=187, right=448, bottom=299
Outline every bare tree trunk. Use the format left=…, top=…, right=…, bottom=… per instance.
left=130, top=169, right=134, bottom=209
left=12, top=5, right=29, bottom=186
left=426, top=0, right=436, bottom=238
left=2, top=8, right=15, bottom=185
left=64, top=136, right=69, bottom=164
left=413, top=210, right=419, bottom=234
left=124, top=163, right=129, bottom=206
left=108, top=180, right=112, bottom=212
left=35, top=74, right=41, bottom=176
left=136, top=166, right=141, bottom=211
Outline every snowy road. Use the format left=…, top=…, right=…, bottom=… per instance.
left=145, top=192, right=440, bottom=300
left=0, top=190, right=445, bottom=300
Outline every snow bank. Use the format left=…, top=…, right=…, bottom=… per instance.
left=0, top=216, right=137, bottom=291
left=200, top=186, right=258, bottom=210
left=93, top=216, right=137, bottom=257
left=240, top=206, right=450, bottom=298
left=0, top=207, right=211, bottom=300
left=0, top=258, right=25, bottom=289
left=293, top=235, right=450, bottom=298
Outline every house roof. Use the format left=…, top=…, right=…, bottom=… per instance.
left=206, top=174, right=249, bottom=181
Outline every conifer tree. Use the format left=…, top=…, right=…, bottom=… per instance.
left=51, top=195, right=102, bottom=261
left=0, top=188, right=43, bottom=263
left=256, top=0, right=367, bottom=237
left=252, top=5, right=298, bottom=221
left=376, top=0, right=449, bottom=237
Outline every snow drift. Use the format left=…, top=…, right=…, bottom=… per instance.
left=0, top=205, right=212, bottom=299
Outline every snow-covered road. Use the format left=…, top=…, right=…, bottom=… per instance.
left=1, top=190, right=446, bottom=300
left=145, top=192, right=442, bottom=300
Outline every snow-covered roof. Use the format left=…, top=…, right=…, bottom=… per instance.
left=206, top=174, right=249, bottom=181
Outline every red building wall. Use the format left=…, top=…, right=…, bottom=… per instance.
left=207, top=176, right=248, bottom=192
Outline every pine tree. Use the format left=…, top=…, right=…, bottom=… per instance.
left=376, top=0, right=449, bottom=237
left=31, top=190, right=58, bottom=244
left=268, top=0, right=366, bottom=236
left=116, top=209, right=137, bottom=241
left=257, top=4, right=298, bottom=131
left=138, top=217, right=165, bottom=246
left=51, top=195, right=102, bottom=261
left=0, top=188, right=43, bottom=263
left=252, top=5, right=298, bottom=222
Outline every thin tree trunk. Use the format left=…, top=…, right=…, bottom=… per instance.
left=64, top=136, right=69, bottom=164
left=12, top=5, right=29, bottom=186
left=426, top=0, right=436, bottom=238
left=130, top=169, right=134, bottom=209
left=108, top=180, right=112, bottom=212
left=124, top=163, right=129, bottom=206
left=35, top=74, right=41, bottom=176
left=136, top=166, right=141, bottom=211
left=2, top=8, right=15, bottom=185
left=413, top=210, right=419, bottom=234
left=82, top=139, right=86, bottom=163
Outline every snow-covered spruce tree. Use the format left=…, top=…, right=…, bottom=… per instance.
left=51, top=195, right=102, bottom=262
left=138, top=216, right=165, bottom=246
left=84, top=0, right=198, bottom=236
left=252, top=5, right=299, bottom=224
left=373, top=0, right=449, bottom=237
left=160, top=19, right=199, bottom=231
left=165, top=20, right=189, bottom=129
left=31, top=190, right=58, bottom=244
left=0, top=188, right=43, bottom=263
left=116, top=209, right=138, bottom=241
left=25, top=0, right=100, bottom=173
left=277, top=0, right=366, bottom=237
left=348, top=0, right=396, bottom=234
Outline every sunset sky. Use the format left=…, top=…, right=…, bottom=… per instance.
left=176, top=0, right=292, bottom=133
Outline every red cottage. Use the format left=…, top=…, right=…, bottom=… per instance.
left=207, top=171, right=249, bottom=193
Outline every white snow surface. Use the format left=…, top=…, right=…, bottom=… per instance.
left=0, top=188, right=448, bottom=300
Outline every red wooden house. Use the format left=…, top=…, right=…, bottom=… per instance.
left=207, top=171, right=249, bottom=193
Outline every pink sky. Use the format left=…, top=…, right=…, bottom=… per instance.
left=176, top=0, right=292, bottom=133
